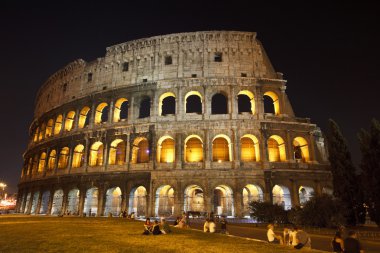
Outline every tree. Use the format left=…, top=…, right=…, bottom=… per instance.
left=326, top=119, right=364, bottom=225
left=358, top=118, right=380, bottom=226
left=249, top=201, right=289, bottom=224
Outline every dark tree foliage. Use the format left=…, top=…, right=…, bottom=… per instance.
left=249, top=201, right=289, bottom=224
left=358, top=118, right=380, bottom=226
left=326, top=119, right=365, bottom=225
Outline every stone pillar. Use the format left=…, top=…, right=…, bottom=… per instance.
left=286, top=130, right=293, bottom=162
left=26, top=191, right=34, bottom=214
left=290, top=180, right=300, bottom=207
left=21, top=192, right=27, bottom=213
left=78, top=188, right=85, bottom=216
left=89, top=103, right=96, bottom=128
left=108, top=100, right=114, bottom=124
left=47, top=189, right=54, bottom=215
left=125, top=134, right=130, bottom=169
left=175, top=133, right=183, bottom=169
left=256, top=88, right=264, bottom=119
left=61, top=191, right=68, bottom=215
left=97, top=187, right=105, bottom=216
left=233, top=190, right=243, bottom=218
left=204, top=129, right=211, bottom=169
left=308, top=131, right=316, bottom=162
left=176, top=87, right=182, bottom=121
left=280, top=85, right=287, bottom=115
left=315, top=181, right=322, bottom=196
left=84, top=137, right=90, bottom=169
left=36, top=191, right=43, bottom=214
left=230, top=86, right=236, bottom=120
left=67, top=145, right=74, bottom=173
left=54, top=146, right=60, bottom=175
left=232, top=128, right=240, bottom=169
left=74, top=108, right=80, bottom=130
left=146, top=193, right=151, bottom=218
left=174, top=181, right=183, bottom=216
left=103, top=140, right=109, bottom=171
left=129, top=96, right=135, bottom=121
left=264, top=170, right=272, bottom=202
left=121, top=186, right=127, bottom=212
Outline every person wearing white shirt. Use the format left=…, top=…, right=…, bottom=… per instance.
left=267, top=224, right=283, bottom=244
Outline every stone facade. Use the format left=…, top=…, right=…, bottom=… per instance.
left=17, top=31, right=332, bottom=218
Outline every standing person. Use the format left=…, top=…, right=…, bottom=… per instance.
left=267, top=224, right=283, bottom=244
left=294, top=226, right=311, bottom=250
left=343, top=230, right=364, bottom=253
left=203, top=218, right=210, bottom=232
left=331, top=231, right=344, bottom=253
left=283, top=226, right=290, bottom=245
left=220, top=216, right=228, bottom=234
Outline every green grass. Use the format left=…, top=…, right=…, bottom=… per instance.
left=0, top=215, right=324, bottom=253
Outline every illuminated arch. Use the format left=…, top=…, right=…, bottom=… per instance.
left=159, top=92, right=176, bottom=116
left=38, top=123, right=46, bottom=141
left=184, top=135, right=203, bottom=162
left=54, top=115, right=63, bottom=135
left=45, top=119, right=54, bottom=138
left=299, top=186, right=314, bottom=205
left=214, top=185, right=234, bottom=217
left=95, top=103, right=109, bottom=124
left=64, top=111, right=76, bottom=131
left=58, top=147, right=69, bottom=169
left=238, top=90, right=255, bottom=114
left=272, top=185, right=291, bottom=210
left=129, top=186, right=147, bottom=217
left=33, top=127, right=39, bottom=142
left=51, top=189, right=63, bottom=215
left=83, top=187, right=98, bottom=216
left=267, top=135, right=286, bottom=162
left=39, top=191, right=50, bottom=214
left=242, top=184, right=263, bottom=216
left=131, top=137, right=150, bottom=163
left=89, top=142, right=103, bottom=166
left=67, top=188, right=80, bottom=215
left=48, top=150, right=56, bottom=170
left=241, top=134, right=260, bottom=162
left=72, top=144, right=84, bottom=168
left=113, top=98, right=128, bottom=122
left=184, top=91, right=203, bottom=114
left=184, top=185, right=205, bottom=212
left=155, top=185, right=174, bottom=217
left=108, top=139, right=125, bottom=165
left=78, top=106, right=90, bottom=129
left=263, top=91, right=280, bottom=115
left=212, top=134, right=232, bottom=162
left=293, top=137, right=310, bottom=162
left=157, top=136, right=175, bottom=163
left=38, top=152, right=47, bottom=172
left=104, top=187, right=122, bottom=216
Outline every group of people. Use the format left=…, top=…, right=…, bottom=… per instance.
left=267, top=224, right=311, bottom=250
left=143, top=218, right=172, bottom=235
left=120, top=210, right=135, bottom=219
left=173, top=213, right=189, bottom=228
left=331, top=227, right=364, bottom=253
left=203, top=216, right=228, bottom=234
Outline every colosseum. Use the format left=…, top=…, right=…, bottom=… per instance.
left=16, top=31, right=332, bottom=218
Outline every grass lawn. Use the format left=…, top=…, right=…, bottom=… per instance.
left=0, top=215, right=325, bottom=253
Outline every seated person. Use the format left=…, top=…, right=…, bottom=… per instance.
left=174, top=217, right=180, bottom=226
left=267, top=224, right=283, bottom=244
left=161, top=219, right=172, bottom=234
left=152, top=220, right=162, bottom=235
left=209, top=219, right=216, bottom=233
left=143, top=218, right=152, bottom=235
left=203, top=218, right=210, bottom=232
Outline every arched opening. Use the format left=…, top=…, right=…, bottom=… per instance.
left=157, top=136, right=175, bottom=163
left=95, top=103, right=109, bottom=124
left=185, top=91, right=202, bottom=114
left=24, top=193, right=31, bottom=213
left=129, top=186, right=147, bottom=217
left=67, top=188, right=80, bottom=215
left=241, top=134, right=260, bottom=162
left=39, top=191, right=50, bottom=214
left=185, top=135, right=203, bottom=162
left=78, top=106, right=90, bottom=129
left=272, top=185, right=291, bottom=210
left=38, top=123, right=46, bottom=141
left=108, top=139, right=126, bottom=165
left=54, top=115, right=63, bottom=135
left=159, top=92, right=176, bottom=116
left=299, top=186, right=314, bottom=206
left=89, top=142, right=103, bottom=166
left=243, top=184, right=263, bottom=217
left=58, top=147, right=70, bottom=169
left=48, top=150, right=56, bottom=170
left=104, top=187, right=122, bottom=216
left=27, top=158, right=33, bottom=176
left=51, top=189, right=63, bottom=215
left=184, top=185, right=205, bottom=212
left=45, top=119, right=54, bottom=138
left=113, top=98, right=129, bottom=122
left=293, top=137, right=310, bottom=162
left=211, top=93, right=228, bottom=114
left=267, top=135, right=286, bottom=162
left=38, top=152, right=47, bottom=173
left=72, top=144, right=84, bottom=168
left=30, top=191, right=40, bottom=214
left=64, top=111, right=75, bottom=131
left=33, top=127, right=39, bottom=142
left=238, top=90, right=255, bottom=114
left=131, top=137, right=150, bottom=163
left=213, top=185, right=234, bottom=217
left=155, top=185, right=174, bottom=217
left=263, top=91, right=280, bottom=115
left=139, top=97, right=151, bottom=118
left=212, top=135, right=232, bottom=162
left=83, top=187, right=98, bottom=216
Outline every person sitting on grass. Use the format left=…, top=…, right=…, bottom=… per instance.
left=143, top=218, right=152, bottom=235
left=331, top=231, right=344, bottom=253
left=209, top=219, right=216, bottom=233
left=203, top=218, right=210, bottom=232
left=152, top=220, right=162, bottom=235
left=267, top=223, right=283, bottom=244
left=294, top=226, right=311, bottom=250
left=160, top=219, right=172, bottom=234
left=174, top=216, right=181, bottom=226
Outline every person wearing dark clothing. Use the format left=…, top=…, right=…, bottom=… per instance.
left=343, top=230, right=364, bottom=253
left=331, top=231, right=344, bottom=253
left=152, top=220, right=162, bottom=235
left=220, top=216, right=228, bottom=234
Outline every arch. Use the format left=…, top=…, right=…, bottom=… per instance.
left=159, top=92, right=176, bottom=116
left=299, top=186, right=314, bottom=206
left=155, top=185, right=174, bottom=217
left=95, top=102, right=109, bottom=124
left=139, top=97, right=151, bottom=118
left=113, top=98, right=129, bottom=122
left=67, top=188, right=80, bottom=215
left=54, top=114, right=63, bottom=135
left=272, top=185, right=291, bottom=210
left=45, top=119, right=54, bottom=138
left=24, top=192, right=31, bottom=213
left=83, top=187, right=98, bottom=216
left=72, top=144, right=85, bottom=168
left=213, top=185, right=234, bottom=217
left=267, top=135, right=286, bottom=162
left=58, top=147, right=70, bottom=169
left=64, top=111, right=75, bottom=131
left=33, top=127, right=39, bottom=142
left=157, top=136, right=175, bottom=163
left=184, top=185, right=205, bottom=212
left=212, top=134, right=232, bottom=162
left=30, top=191, right=40, bottom=214
left=131, top=137, right=150, bottom=163
left=211, top=93, right=228, bottom=114
left=241, top=134, right=260, bottom=162
left=38, top=123, right=46, bottom=141
left=89, top=142, right=104, bottom=166
left=104, top=187, right=122, bottom=216
left=32, top=155, right=38, bottom=175
left=51, top=189, right=63, bottom=215
left=47, top=150, right=56, bottom=170
left=185, top=91, right=202, bottom=114
left=238, top=90, right=255, bottom=114
left=39, top=190, right=50, bottom=214
left=242, top=184, right=263, bottom=216
left=108, top=139, right=126, bottom=165
left=293, top=137, right=310, bottom=162
left=129, top=186, right=147, bottom=217
left=26, top=157, right=33, bottom=175
left=38, top=152, right=47, bottom=172
left=263, top=91, right=280, bottom=115
left=78, top=106, right=90, bottom=129
left=184, top=135, right=203, bottom=162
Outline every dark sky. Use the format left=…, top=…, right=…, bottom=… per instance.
left=1, top=2, right=379, bottom=193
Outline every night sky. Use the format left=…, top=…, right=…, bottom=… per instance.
left=1, top=2, right=379, bottom=193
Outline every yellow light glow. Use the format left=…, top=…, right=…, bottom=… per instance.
left=64, top=111, right=75, bottom=131
left=238, top=90, right=255, bottom=114
left=72, top=144, right=84, bottom=168
left=293, top=137, right=310, bottom=162
left=54, top=115, right=63, bottom=135
left=268, top=135, right=286, bottom=162
left=95, top=103, right=108, bottom=124
left=184, top=135, right=203, bottom=162
left=78, top=106, right=90, bottom=129
left=113, top=98, right=128, bottom=122
left=157, top=136, right=175, bottom=163
left=158, top=92, right=176, bottom=116
left=264, top=91, right=280, bottom=115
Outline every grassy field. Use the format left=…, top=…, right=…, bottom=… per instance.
left=0, top=215, right=326, bottom=253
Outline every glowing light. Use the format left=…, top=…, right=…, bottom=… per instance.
left=218, top=159, right=222, bottom=163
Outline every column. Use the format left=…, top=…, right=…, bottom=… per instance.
left=204, top=129, right=211, bottom=169
left=97, top=187, right=105, bottom=216
left=232, top=128, right=240, bottom=169
left=67, top=145, right=74, bottom=173
left=309, top=131, right=316, bottom=162
left=264, top=171, right=272, bottom=202
left=61, top=191, right=68, bottom=215
left=129, top=96, right=135, bottom=122
left=89, top=102, right=96, bottom=128
left=103, top=140, right=109, bottom=171
left=83, top=137, right=90, bottom=169
left=78, top=188, right=85, bottom=216
left=108, top=100, right=114, bottom=124
left=125, top=134, right=130, bottom=169
left=290, top=180, right=300, bottom=207
left=175, top=133, right=182, bottom=169
left=233, top=189, right=243, bottom=218
left=74, top=108, right=80, bottom=130
left=36, top=191, right=43, bottom=214
left=285, top=130, right=293, bottom=162
left=47, top=189, right=54, bottom=215
left=173, top=181, right=183, bottom=216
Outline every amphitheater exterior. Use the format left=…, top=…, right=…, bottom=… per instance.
left=16, top=31, right=332, bottom=218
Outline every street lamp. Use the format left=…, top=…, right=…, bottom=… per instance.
left=0, top=182, right=6, bottom=191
